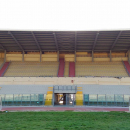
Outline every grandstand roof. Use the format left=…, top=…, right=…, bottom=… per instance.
left=0, top=31, right=130, bottom=52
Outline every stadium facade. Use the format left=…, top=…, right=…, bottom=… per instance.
left=0, top=30, right=130, bottom=107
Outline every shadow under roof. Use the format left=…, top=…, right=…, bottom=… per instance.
left=0, top=30, right=130, bottom=52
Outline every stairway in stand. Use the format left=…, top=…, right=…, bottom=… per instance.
left=58, top=59, right=65, bottom=77
left=69, top=62, right=75, bottom=77
left=0, top=62, right=10, bottom=77
left=123, top=61, right=130, bottom=76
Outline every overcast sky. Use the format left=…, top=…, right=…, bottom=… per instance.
left=0, top=0, right=130, bottom=31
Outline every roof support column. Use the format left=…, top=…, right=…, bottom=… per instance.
left=92, top=51, right=94, bottom=62
left=74, top=51, right=76, bottom=62
left=110, top=50, right=112, bottom=62
left=22, top=51, right=24, bottom=62
left=128, top=49, right=130, bottom=65
left=57, top=51, right=59, bottom=62
left=4, top=50, right=6, bottom=62
left=40, top=51, right=42, bottom=62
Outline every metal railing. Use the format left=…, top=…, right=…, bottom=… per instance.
left=0, top=61, right=5, bottom=70
left=122, top=60, right=130, bottom=77
left=1, top=61, right=11, bottom=77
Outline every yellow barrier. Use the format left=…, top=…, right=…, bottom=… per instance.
left=45, top=87, right=53, bottom=105
left=76, top=87, right=83, bottom=105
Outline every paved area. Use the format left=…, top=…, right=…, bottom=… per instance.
left=1, top=106, right=129, bottom=112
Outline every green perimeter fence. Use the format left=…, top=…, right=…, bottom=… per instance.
left=0, top=94, right=130, bottom=107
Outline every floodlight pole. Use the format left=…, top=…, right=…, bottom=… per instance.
left=4, top=50, right=6, bottom=62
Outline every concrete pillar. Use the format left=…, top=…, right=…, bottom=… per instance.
left=128, top=50, right=130, bottom=64
left=75, top=51, right=76, bottom=62
left=22, top=51, right=24, bottom=62
left=4, top=50, right=6, bottom=62
left=92, top=51, right=94, bottom=62
left=57, top=51, right=59, bottom=62
left=40, top=51, right=42, bottom=62
left=110, top=50, right=112, bottom=62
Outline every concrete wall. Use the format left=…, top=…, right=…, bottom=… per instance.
left=0, top=53, right=4, bottom=58
left=0, top=84, right=130, bottom=95
left=81, top=84, right=130, bottom=94
left=42, top=54, right=57, bottom=61
left=0, top=85, right=49, bottom=94
left=112, top=57, right=128, bottom=62
left=24, top=54, right=40, bottom=62
left=76, top=57, right=128, bottom=62
left=76, top=57, right=92, bottom=62
left=6, top=54, right=58, bottom=62
left=64, top=54, right=75, bottom=62
left=94, top=58, right=110, bottom=62
left=0, top=77, right=130, bottom=85
left=4, top=52, right=129, bottom=62
left=6, top=54, right=22, bottom=61
left=0, top=77, right=130, bottom=94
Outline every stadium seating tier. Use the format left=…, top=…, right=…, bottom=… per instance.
left=75, top=61, right=128, bottom=77
left=4, top=61, right=59, bottom=77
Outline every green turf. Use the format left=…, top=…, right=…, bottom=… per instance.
left=0, top=111, right=130, bottom=130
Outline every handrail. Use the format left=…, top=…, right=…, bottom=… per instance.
left=0, top=61, right=5, bottom=70
left=122, top=61, right=130, bottom=77
left=1, top=61, right=11, bottom=77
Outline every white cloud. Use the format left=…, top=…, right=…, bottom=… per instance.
left=0, top=0, right=130, bottom=31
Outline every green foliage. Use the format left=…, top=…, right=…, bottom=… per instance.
left=0, top=111, right=130, bottom=130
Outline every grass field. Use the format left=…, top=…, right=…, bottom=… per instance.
left=0, top=111, right=130, bottom=130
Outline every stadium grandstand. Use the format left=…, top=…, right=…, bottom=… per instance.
left=0, top=30, right=130, bottom=107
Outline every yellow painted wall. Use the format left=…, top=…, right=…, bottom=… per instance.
left=0, top=77, right=130, bottom=85
left=94, top=58, right=110, bottom=62
left=94, top=52, right=108, bottom=55
left=4, top=52, right=129, bottom=62
left=6, top=54, right=22, bottom=61
left=42, top=54, right=57, bottom=61
left=27, top=52, right=40, bottom=54
left=44, top=52, right=57, bottom=54
left=7, top=52, right=22, bottom=54
left=24, top=54, right=40, bottom=62
left=112, top=57, right=128, bottom=62
left=76, top=57, right=92, bottom=61
left=59, top=54, right=65, bottom=59
left=112, top=52, right=126, bottom=58
left=0, top=53, right=4, bottom=58
left=65, top=54, right=74, bottom=62
left=76, top=52, right=88, bottom=55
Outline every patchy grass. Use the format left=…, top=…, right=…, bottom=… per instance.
left=0, top=111, right=130, bottom=130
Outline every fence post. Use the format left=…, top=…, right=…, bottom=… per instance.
left=129, top=97, right=130, bottom=111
